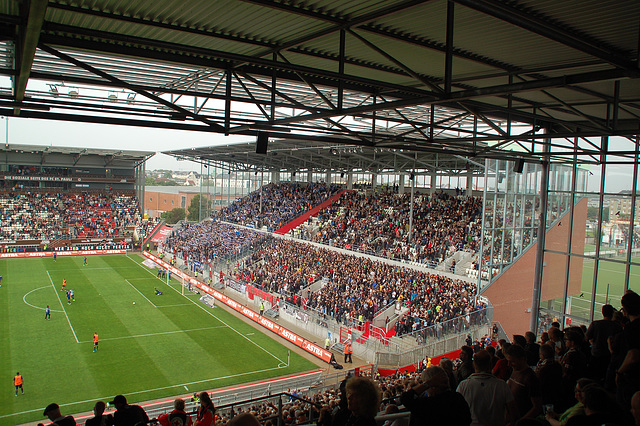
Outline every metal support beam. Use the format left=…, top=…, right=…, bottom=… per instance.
left=444, top=1, right=455, bottom=94
left=14, top=0, right=47, bottom=108
left=266, top=68, right=632, bottom=126
left=38, top=44, right=226, bottom=132
left=338, top=29, right=346, bottom=110
left=347, top=28, right=443, bottom=94
left=530, top=157, right=549, bottom=333
left=225, top=69, right=232, bottom=134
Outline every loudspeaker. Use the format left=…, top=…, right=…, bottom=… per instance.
left=514, top=159, right=524, bottom=174
left=256, top=132, right=269, bottom=154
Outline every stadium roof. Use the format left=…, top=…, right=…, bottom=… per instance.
left=0, top=0, right=639, bottom=164
left=0, top=143, right=154, bottom=168
left=164, top=139, right=485, bottom=175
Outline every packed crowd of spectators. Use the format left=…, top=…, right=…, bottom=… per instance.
left=213, top=182, right=342, bottom=231
left=0, top=191, right=143, bottom=241
left=164, top=220, right=266, bottom=266
left=217, top=290, right=640, bottom=426
left=310, top=189, right=482, bottom=266
left=234, top=239, right=481, bottom=329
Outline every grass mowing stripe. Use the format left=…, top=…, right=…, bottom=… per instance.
left=46, top=270, right=79, bottom=343
left=76, top=325, right=228, bottom=343
left=125, top=279, right=157, bottom=308
left=0, top=364, right=288, bottom=420
left=2, top=255, right=318, bottom=424
left=126, top=255, right=287, bottom=365
left=157, top=303, right=195, bottom=307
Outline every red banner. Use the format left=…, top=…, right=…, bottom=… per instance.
left=275, top=190, right=346, bottom=235
left=150, top=225, right=173, bottom=242
left=143, top=251, right=333, bottom=363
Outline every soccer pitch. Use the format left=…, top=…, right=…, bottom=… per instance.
left=0, top=254, right=318, bottom=425
left=548, top=254, right=640, bottom=321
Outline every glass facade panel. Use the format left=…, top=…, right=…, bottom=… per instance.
left=595, top=259, right=627, bottom=312
left=533, top=152, right=640, bottom=333
left=630, top=264, right=640, bottom=295
left=540, top=251, right=569, bottom=329
left=605, top=163, right=634, bottom=194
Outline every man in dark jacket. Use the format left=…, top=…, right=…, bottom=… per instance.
left=111, top=395, right=149, bottom=426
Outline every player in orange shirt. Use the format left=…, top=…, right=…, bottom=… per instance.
left=14, top=372, right=23, bottom=396
left=93, top=332, right=99, bottom=352
left=61, top=278, right=67, bottom=292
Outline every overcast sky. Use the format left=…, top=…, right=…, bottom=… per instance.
left=2, top=116, right=251, bottom=171
left=2, top=116, right=634, bottom=193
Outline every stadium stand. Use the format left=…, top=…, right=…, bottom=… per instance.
left=164, top=220, right=267, bottom=267
left=0, top=191, right=151, bottom=242
left=308, top=189, right=482, bottom=268
left=212, top=182, right=342, bottom=231
left=140, top=292, right=638, bottom=426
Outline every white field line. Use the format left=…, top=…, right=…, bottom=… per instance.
left=125, top=255, right=286, bottom=365
left=76, top=325, right=228, bottom=343
left=46, top=271, right=79, bottom=343
left=22, top=286, right=65, bottom=312
left=125, top=279, right=157, bottom=307
left=0, top=364, right=289, bottom=421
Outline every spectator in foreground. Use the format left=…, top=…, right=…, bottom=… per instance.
left=338, top=376, right=381, bottom=426
left=43, top=403, right=76, bottom=426
left=506, top=344, right=542, bottom=421
left=439, top=357, right=457, bottom=391
left=111, top=394, right=149, bottom=426
left=632, top=391, right=640, bottom=426
left=586, top=304, right=622, bottom=383
left=457, top=350, right=516, bottom=426
left=617, top=290, right=640, bottom=409
left=544, top=378, right=594, bottom=426
left=455, top=346, right=474, bottom=384
left=565, top=384, right=627, bottom=426
left=401, top=366, right=471, bottom=426
left=535, top=343, right=563, bottom=410
left=228, top=413, right=262, bottom=426
left=158, top=398, right=192, bottom=426
left=85, top=401, right=112, bottom=426
left=195, top=391, right=216, bottom=426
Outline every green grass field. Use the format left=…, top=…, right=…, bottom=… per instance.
left=548, top=253, right=640, bottom=322
left=0, top=254, right=317, bottom=425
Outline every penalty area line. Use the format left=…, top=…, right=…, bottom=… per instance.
left=76, top=325, right=228, bottom=343
left=125, top=254, right=287, bottom=365
left=125, top=279, right=157, bottom=308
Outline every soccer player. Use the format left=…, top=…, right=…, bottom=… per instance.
left=66, top=290, right=71, bottom=305
left=14, top=372, right=23, bottom=396
left=70, top=289, right=75, bottom=302
left=61, top=278, right=67, bottom=292
left=53, top=252, right=57, bottom=262
left=84, top=256, right=87, bottom=266
left=93, top=332, right=99, bottom=352
left=45, top=305, right=51, bottom=320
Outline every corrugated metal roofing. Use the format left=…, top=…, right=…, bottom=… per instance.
left=0, top=0, right=638, bottom=164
